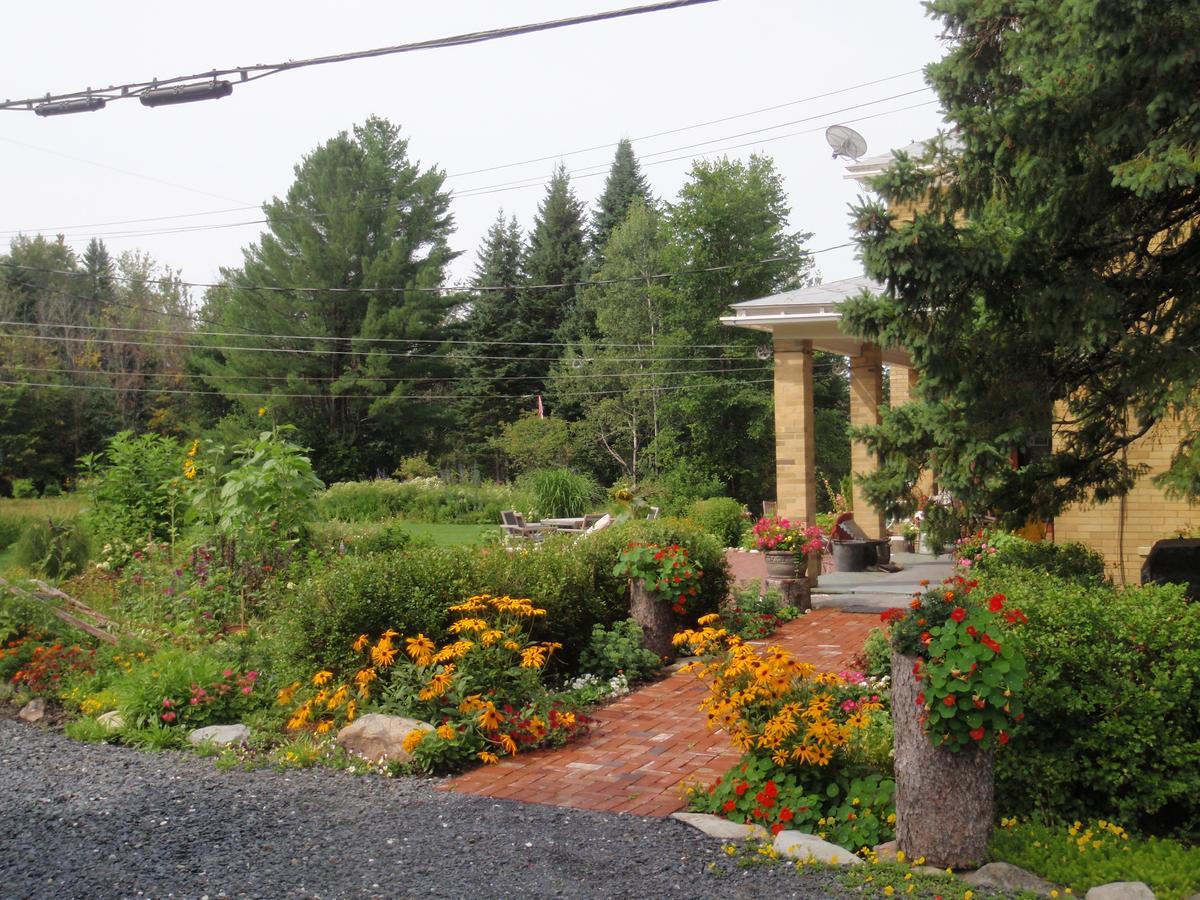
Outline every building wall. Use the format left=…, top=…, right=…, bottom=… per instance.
left=1054, top=414, right=1200, bottom=585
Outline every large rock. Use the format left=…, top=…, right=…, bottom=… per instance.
left=873, top=839, right=899, bottom=862
left=773, top=830, right=862, bottom=865
left=188, top=724, right=250, bottom=747
left=1085, top=883, right=1155, bottom=900
left=97, top=710, right=124, bottom=731
left=336, top=714, right=433, bottom=763
left=963, top=862, right=1056, bottom=895
left=670, top=812, right=769, bottom=841
left=17, top=697, right=46, bottom=723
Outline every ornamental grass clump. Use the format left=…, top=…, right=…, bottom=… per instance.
left=881, top=575, right=1027, bottom=751
left=282, top=594, right=591, bottom=772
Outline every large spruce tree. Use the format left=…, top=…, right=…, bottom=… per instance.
left=842, top=0, right=1200, bottom=522
left=592, top=138, right=654, bottom=257
left=199, top=117, right=458, bottom=480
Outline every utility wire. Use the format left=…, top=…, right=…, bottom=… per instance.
left=0, top=0, right=718, bottom=112
left=0, top=243, right=847, bottom=296
left=0, top=376, right=775, bottom=402
left=0, top=331, right=770, bottom=364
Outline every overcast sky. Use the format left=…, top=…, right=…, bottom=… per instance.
left=0, top=1, right=947, bottom=301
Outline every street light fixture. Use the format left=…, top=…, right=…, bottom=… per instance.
left=34, top=96, right=107, bottom=117
left=138, top=80, right=233, bottom=108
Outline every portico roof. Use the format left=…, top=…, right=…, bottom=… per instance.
left=720, top=274, right=911, bottom=366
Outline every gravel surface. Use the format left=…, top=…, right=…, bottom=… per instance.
left=0, top=720, right=855, bottom=899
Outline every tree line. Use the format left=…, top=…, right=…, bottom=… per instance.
left=0, top=117, right=851, bottom=508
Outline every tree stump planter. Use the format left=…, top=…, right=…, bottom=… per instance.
left=629, top=579, right=676, bottom=660
left=891, top=650, right=994, bottom=869
left=805, top=551, right=821, bottom=588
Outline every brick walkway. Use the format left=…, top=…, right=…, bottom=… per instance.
left=441, top=608, right=877, bottom=817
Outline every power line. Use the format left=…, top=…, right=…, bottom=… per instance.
left=0, top=375, right=774, bottom=403
left=0, top=94, right=933, bottom=241
left=0, top=330, right=767, bottom=364
left=0, top=243, right=847, bottom=296
left=1, top=0, right=718, bottom=113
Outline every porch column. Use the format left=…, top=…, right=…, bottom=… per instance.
left=773, top=338, right=817, bottom=525
left=890, top=365, right=936, bottom=499
left=850, top=343, right=886, bottom=538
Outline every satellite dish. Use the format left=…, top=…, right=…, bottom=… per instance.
left=825, top=124, right=868, bottom=160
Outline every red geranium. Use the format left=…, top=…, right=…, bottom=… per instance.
left=950, top=607, right=967, bottom=622
left=988, top=593, right=1005, bottom=613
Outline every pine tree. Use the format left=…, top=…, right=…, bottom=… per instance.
left=460, top=212, right=529, bottom=461
left=81, top=238, right=115, bottom=305
left=518, top=164, right=588, bottom=394
left=592, top=138, right=653, bottom=257
left=199, top=117, right=458, bottom=481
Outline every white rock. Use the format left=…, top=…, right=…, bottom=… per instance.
left=17, top=697, right=46, bottom=723
left=335, top=714, right=433, bottom=763
left=1085, top=883, right=1156, bottom=900
left=97, top=710, right=124, bottom=731
left=963, top=862, right=1056, bottom=895
left=773, top=830, right=862, bottom=865
left=188, top=724, right=250, bottom=746
left=670, top=812, right=770, bottom=841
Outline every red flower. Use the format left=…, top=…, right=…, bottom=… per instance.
left=751, top=807, right=764, bottom=819
left=973, top=698, right=986, bottom=710
left=770, top=822, right=785, bottom=835
left=1005, top=608, right=1028, bottom=625
left=988, top=593, right=1005, bottom=613
left=920, top=631, right=931, bottom=644
left=969, top=726, right=985, bottom=741
left=998, top=730, right=1010, bottom=745
left=722, top=800, right=736, bottom=813
left=912, top=660, right=922, bottom=675
left=981, top=634, right=1002, bottom=654
left=966, top=625, right=978, bottom=638
left=764, top=780, right=778, bottom=799
left=734, top=781, right=748, bottom=796
left=880, top=608, right=905, bottom=624
left=950, top=607, right=967, bottom=622
left=779, top=807, right=794, bottom=822
left=942, top=695, right=956, bottom=708
left=915, top=692, right=925, bottom=706
left=909, top=598, right=922, bottom=610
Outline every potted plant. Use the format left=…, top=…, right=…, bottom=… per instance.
left=878, top=577, right=1028, bottom=868
left=612, top=542, right=704, bottom=658
left=751, top=516, right=825, bottom=579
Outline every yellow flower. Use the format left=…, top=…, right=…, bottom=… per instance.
left=478, top=751, right=499, bottom=765
left=353, top=667, right=377, bottom=690
left=345, top=699, right=356, bottom=721
left=401, top=729, right=427, bottom=753
left=497, top=733, right=518, bottom=755
left=963, top=891, right=973, bottom=900
left=258, top=406, right=267, bottom=417
left=458, top=694, right=485, bottom=714
left=352, top=634, right=370, bottom=652
left=418, top=665, right=456, bottom=701
left=478, top=702, right=503, bottom=731
left=315, top=720, right=333, bottom=734
left=371, top=640, right=398, bottom=668
left=883, top=887, right=894, bottom=896
left=449, top=618, right=489, bottom=634
left=1050, top=892, right=1059, bottom=899
left=697, top=613, right=721, bottom=626
left=436, top=723, right=456, bottom=741
left=520, top=646, right=548, bottom=669
left=405, top=634, right=436, bottom=666
left=326, top=684, right=349, bottom=709
left=311, top=670, right=333, bottom=686
left=895, top=850, right=905, bottom=863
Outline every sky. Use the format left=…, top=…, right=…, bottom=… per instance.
left=0, top=1, right=948, bottom=302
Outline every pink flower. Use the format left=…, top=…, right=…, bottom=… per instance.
left=841, top=699, right=859, bottom=712
left=241, top=686, right=252, bottom=695
left=161, top=711, right=176, bottom=723
left=223, top=668, right=234, bottom=678
left=162, top=698, right=174, bottom=707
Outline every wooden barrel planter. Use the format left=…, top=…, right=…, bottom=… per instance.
left=891, top=650, right=994, bottom=869
left=629, top=579, right=677, bottom=660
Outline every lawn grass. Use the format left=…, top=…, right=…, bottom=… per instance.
left=393, top=522, right=499, bottom=547
left=0, top=496, right=86, bottom=519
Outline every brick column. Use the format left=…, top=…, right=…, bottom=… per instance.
left=773, top=338, right=817, bottom=525
left=890, top=365, right=917, bottom=408
left=850, top=344, right=886, bottom=538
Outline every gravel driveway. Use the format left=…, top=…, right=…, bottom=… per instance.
left=0, top=720, right=853, bottom=899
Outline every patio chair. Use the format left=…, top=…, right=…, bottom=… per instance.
left=500, top=510, right=544, bottom=543
left=646, top=506, right=660, bottom=521
left=762, top=500, right=778, bottom=517
left=575, top=513, right=613, bottom=541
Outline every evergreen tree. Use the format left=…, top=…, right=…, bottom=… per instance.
left=592, top=138, right=653, bottom=256
left=81, top=238, right=115, bottom=305
left=518, top=164, right=588, bottom=393
left=843, top=0, right=1200, bottom=521
left=199, top=117, right=458, bottom=481
left=460, top=211, right=528, bottom=466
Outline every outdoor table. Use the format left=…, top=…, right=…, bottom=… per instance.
left=540, top=517, right=586, bottom=532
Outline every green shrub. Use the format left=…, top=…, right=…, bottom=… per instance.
left=108, top=648, right=266, bottom=731
left=279, top=516, right=729, bottom=677
left=861, top=627, right=891, bottom=679
left=686, top=497, right=747, bottom=548
left=990, top=818, right=1200, bottom=900
left=579, top=619, right=662, bottom=682
left=519, top=468, right=600, bottom=518
left=80, top=431, right=184, bottom=557
left=13, top=517, right=91, bottom=578
left=0, top=593, right=59, bottom=646
left=394, top=453, right=436, bottom=480
left=316, top=479, right=529, bottom=525
left=64, top=716, right=114, bottom=743
left=720, top=581, right=801, bottom=640
left=979, top=566, right=1200, bottom=838
left=961, top=531, right=1108, bottom=584
left=11, top=478, right=37, bottom=499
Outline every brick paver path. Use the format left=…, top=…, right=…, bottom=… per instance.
left=441, top=608, right=877, bottom=817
